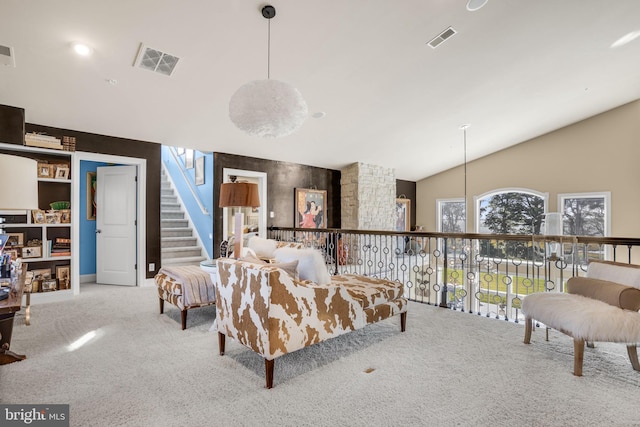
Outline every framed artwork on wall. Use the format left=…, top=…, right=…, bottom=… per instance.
left=195, top=156, right=204, bottom=185
left=87, top=172, right=97, bottom=220
left=185, top=149, right=194, bottom=169
left=295, top=188, right=327, bottom=229
left=395, top=198, right=411, bottom=232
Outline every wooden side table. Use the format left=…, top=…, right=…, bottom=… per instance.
left=0, top=264, right=27, bottom=365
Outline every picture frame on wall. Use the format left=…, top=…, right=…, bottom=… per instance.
left=295, top=188, right=327, bottom=229
left=195, top=156, right=204, bottom=185
left=395, top=198, right=411, bottom=232
left=87, top=172, right=97, bottom=220
left=185, top=149, right=194, bottom=169
left=176, top=147, right=185, bottom=155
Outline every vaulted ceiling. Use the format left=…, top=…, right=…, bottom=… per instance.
left=1, top=1, right=639, bottom=181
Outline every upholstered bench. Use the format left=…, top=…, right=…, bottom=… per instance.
left=522, top=261, right=640, bottom=376
left=155, top=265, right=216, bottom=330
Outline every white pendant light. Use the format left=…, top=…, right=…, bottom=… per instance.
left=229, top=5, right=308, bottom=138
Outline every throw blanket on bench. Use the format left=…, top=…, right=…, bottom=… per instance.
left=157, top=266, right=215, bottom=307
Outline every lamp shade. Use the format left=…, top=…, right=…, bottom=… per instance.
left=0, top=154, right=38, bottom=210
left=229, top=79, right=308, bottom=138
left=219, top=182, right=260, bottom=208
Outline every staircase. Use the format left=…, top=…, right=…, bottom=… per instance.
left=161, top=170, right=207, bottom=267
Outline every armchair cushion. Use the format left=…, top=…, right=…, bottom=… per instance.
left=587, top=261, right=640, bottom=289
left=566, top=277, right=640, bottom=311
left=240, top=253, right=299, bottom=279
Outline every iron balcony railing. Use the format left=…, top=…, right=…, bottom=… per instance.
left=267, top=227, right=640, bottom=323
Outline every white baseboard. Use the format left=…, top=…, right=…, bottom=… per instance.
left=80, top=274, right=96, bottom=284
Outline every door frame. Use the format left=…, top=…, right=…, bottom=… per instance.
left=72, top=152, right=147, bottom=291
left=222, top=168, right=267, bottom=241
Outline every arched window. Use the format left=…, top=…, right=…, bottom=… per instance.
left=476, top=188, right=547, bottom=234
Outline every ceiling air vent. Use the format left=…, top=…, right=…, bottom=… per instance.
left=133, top=43, right=179, bottom=76
left=427, top=27, right=457, bottom=49
left=0, top=44, right=16, bottom=67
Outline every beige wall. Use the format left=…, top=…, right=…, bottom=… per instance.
left=417, top=99, right=640, bottom=238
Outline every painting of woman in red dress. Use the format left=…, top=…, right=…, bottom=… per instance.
left=295, top=188, right=327, bottom=229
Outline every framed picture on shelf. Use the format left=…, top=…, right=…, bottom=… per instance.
left=59, top=209, right=71, bottom=223
left=56, top=265, right=70, bottom=289
left=42, top=279, right=57, bottom=291
left=32, top=209, right=46, bottom=224
left=55, top=166, right=69, bottom=179
left=5, top=232, right=24, bottom=247
left=195, top=156, right=204, bottom=185
left=295, top=188, right=327, bottom=229
left=21, top=246, right=42, bottom=259
left=37, top=163, right=53, bottom=178
left=185, top=149, right=194, bottom=169
left=45, top=212, right=61, bottom=224
left=395, top=198, right=411, bottom=232
left=5, top=249, right=19, bottom=261
left=31, top=268, right=51, bottom=281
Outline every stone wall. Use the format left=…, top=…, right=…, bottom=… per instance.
left=340, top=162, right=396, bottom=231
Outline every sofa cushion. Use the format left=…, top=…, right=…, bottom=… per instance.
left=587, top=261, right=640, bottom=289
left=240, top=253, right=299, bottom=279
left=274, top=246, right=331, bottom=285
left=248, top=236, right=278, bottom=259
left=566, top=276, right=640, bottom=311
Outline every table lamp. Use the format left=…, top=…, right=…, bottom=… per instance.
left=219, top=177, right=260, bottom=258
left=0, top=154, right=39, bottom=236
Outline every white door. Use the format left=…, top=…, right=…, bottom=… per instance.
left=96, top=165, right=137, bottom=285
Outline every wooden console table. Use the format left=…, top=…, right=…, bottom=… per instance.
left=0, top=264, right=27, bottom=365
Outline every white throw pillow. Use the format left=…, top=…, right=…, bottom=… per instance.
left=248, top=236, right=278, bottom=259
left=274, top=246, right=331, bottom=285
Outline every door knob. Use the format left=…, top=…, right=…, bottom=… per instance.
left=96, top=229, right=102, bottom=234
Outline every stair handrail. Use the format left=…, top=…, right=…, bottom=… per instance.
left=167, top=147, right=209, bottom=216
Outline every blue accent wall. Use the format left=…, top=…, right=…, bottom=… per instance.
left=161, top=146, right=214, bottom=258
left=79, top=160, right=111, bottom=275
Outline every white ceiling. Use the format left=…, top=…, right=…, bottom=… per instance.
left=1, top=1, right=639, bottom=181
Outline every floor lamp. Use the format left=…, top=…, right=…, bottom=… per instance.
left=219, top=178, right=260, bottom=258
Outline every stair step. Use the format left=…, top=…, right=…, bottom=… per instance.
left=161, top=256, right=208, bottom=267
left=161, top=236, right=197, bottom=247
left=161, top=211, right=185, bottom=219
left=161, top=188, right=174, bottom=196
left=161, top=202, right=181, bottom=210
left=161, top=228, right=193, bottom=238
left=161, top=219, right=189, bottom=228
left=161, top=195, right=178, bottom=203
left=162, top=246, right=203, bottom=258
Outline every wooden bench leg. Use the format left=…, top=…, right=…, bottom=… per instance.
left=524, top=317, right=532, bottom=344
left=181, top=310, right=187, bottom=330
left=159, top=298, right=164, bottom=314
left=627, top=345, right=640, bottom=371
left=400, top=312, right=407, bottom=332
left=265, top=358, right=275, bottom=389
left=218, top=332, right=226, bottom=356
left=573, top=338, right=584, bottom=376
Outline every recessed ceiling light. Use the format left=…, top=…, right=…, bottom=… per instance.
left=466, top=0, right=488, bottom=11
left=312, top=111, right=326, bottom=119
left=71, top=42, right=93, bottom=56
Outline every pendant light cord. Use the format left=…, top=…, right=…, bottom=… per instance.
left=267, top=18, right=271, bottom=79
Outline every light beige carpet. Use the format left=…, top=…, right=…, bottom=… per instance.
left=2, top=283, right=640, bottom=427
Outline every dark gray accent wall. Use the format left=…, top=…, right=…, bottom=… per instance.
left=397, top=179, right=417, bottom=230
left=22, top=123, right=162, bottom=278
left=213, top=153, right=341, bottom=258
